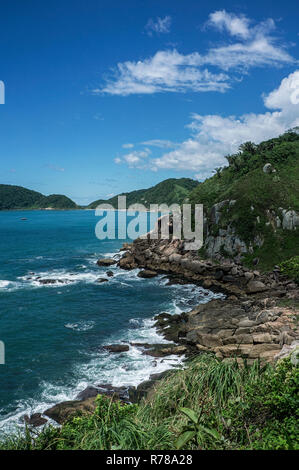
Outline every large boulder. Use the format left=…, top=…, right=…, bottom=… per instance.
left=44, top=397, right=97, bottom=424
left=97, top=258, right=117, bottom=267
left=263, top=163, right=276, bottom=174
left=247, top=280, right=267, bottom=294
left=137, top=270, right=158, bottom=278
left=23, top=413, right=47, bottom=427
left=282, top=209, right=299, bottom=230
left=118, top=254, right=137, bottom=270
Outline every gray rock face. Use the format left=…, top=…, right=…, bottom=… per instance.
left=282, top=209, right=299, bottom=230
left=263, top=163, right=276, bottom=174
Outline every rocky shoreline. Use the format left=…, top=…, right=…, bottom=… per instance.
left=23, top=232, right=299, bottom=427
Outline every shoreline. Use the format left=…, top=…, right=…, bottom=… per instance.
left=8, top=235, right=299, bottom=428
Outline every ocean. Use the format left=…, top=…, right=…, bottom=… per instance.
left=0, top=210, right=219, bottom=432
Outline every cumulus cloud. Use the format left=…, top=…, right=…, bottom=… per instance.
left=152, top=71, right=299, bottom=173
left=145, top=16, right=172, bottom=36
left=97, top=11, right=296, bottom=96
left=100, top=50, right=230, bottom=95
left=117, top=148, right=151, bottom=168
left=207, top=10, right=251, bottom=39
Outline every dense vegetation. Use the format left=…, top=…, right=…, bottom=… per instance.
left=1, top=354, right=298, bottom=450
left=279, top=256, right=299, bottom=284
left=88, top=178, right=199, bottom=209
left=189, top=129, right=299, bottom=270
left=0, top=185, right=77, bottom=210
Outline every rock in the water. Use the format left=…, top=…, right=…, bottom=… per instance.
left=23, top=413, right=47, bottom=427
left=137, top=270, right=158, bottom=278
left=76, top=386, right=101, bottom=400
left=103, top=344, right=130, bottom=353
left=39, top=279, right=65, bottom=285
left=97, top=278, right=108, bottom=283
left=106, top=270, right=114, bottom=277
left=97, top=258, right=117, bottom=267
left=76, top=384, right=130, bottom=402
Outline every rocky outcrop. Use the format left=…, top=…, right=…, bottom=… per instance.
left=117, top=232, right=298, bottom=301
left=44, top=397, right=98, bottom=424
left=201, top=200, right=299, bottom=260
left=155, top=299, right=298, bottom=364
left=118, top=229, right=299, bottom=365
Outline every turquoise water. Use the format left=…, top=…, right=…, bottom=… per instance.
left=0, top=210, right=218, bottom=431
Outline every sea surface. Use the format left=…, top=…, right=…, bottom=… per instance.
left=0, top=210, right=220, bottom=432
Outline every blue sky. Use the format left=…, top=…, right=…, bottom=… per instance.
left=0, top=0, right=298, bottom=205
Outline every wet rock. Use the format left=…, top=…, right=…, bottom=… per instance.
left=39, top=279, right=65, bottom=285
left=103, top=344, right=130, bottom=353
left=137, top=270, right=158, bottom=278
left=106, top=270, right=114, bottom=277
left=97, top=278, right=108, bottom=283
left=118, top=254, right=138, bottom=270
left=76, top=386, right=102, bottom=400
left=23, top=413, right=47, bottom=427
left=97, top=258, right=117, bottom=267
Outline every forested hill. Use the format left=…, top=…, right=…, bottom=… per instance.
left=88, top=178, right=199, bottom=209
left=189, top=129, right=299, bottom=270
left=0, top=185, right=77, bottom=210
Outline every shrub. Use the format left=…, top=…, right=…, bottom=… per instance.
left=279, top=256, right=299, bottom=284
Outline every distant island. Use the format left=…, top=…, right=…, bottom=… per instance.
left=0, top=178, right=199, bottom=211
left=0, top=185, right=78, bottom=210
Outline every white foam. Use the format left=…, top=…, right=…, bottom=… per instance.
left=0, top=253, right=223, bottom=433
left=64, top=321, right=95, bottom=332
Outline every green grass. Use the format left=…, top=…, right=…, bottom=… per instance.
left=1, top=354, right=298, bottom=450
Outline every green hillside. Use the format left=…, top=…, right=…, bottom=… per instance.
left=189, top=129, right=299, bottom=270
left=88, top=178, right=199, bottom=209
left=0, top=185, right=77, bottom=210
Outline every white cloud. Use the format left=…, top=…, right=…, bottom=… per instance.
left=145, top=16, right=171, bottom=36
left=207, top=10, right=252, bottom=39
left=122, top=143, right=134, bottom=149
left=97, top=11, right=296, bottom=96
left=119, top=148, right=151, bottom=168
left=100, top=50, right=230, bottom=95
left=114, top=157, right=122, bottom=164
left=151, top=71, right=299, bottom=173
left=141, top=139, right=177, bottom=148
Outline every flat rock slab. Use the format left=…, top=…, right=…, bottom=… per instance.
left=103, top=344, right=130, bottom=353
